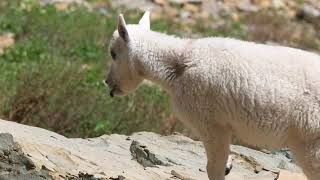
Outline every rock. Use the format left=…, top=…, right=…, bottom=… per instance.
left=187, top=0, right=202, bottom=5
left=110, top=0, right=162, bottom=13
left=0, top=33, right=15, bottom=55
left=252, top=0, right=271, bottom=8
left=130, top=140, right=169, bottom=167
left=0, top=133, right=52, bottom=180
left=0, top=119, right=306, bottom=179
left=169, top=0, right=202, bottom=7
left=272, top=0, right=285, bottom=9
left=180, top=10, right=192, bottom=19
left=171, top=169, right=198, bottom=180
left=184, top=3, right=201, bottom=13
left=223, top=0, right=241, bottom=6
left=273, top=149, right=294, bottom=161
left=297, top=4, right=320, bottom=20
left=254, top=165, right=263, bottom=173
left=202, top=1, right=233, bottom=18
left=230, top=145, right=302, bottom=173
left=0, top=120, right=207, bottom=179
left=153, top=0, right=167, bottom=6
left=231, top=12, right=240, bottom=21
left=237, top=1, right=260, bottom=12
left=168, top=0, right=185, bottom=6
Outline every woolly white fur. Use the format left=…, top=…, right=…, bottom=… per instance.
left=106, top=11, right=320, bottom=180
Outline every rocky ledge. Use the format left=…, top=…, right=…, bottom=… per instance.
left=0, top=120, right=307, bottom=180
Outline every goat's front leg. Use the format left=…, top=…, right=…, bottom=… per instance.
left=202, top=125, right=232, bottom=180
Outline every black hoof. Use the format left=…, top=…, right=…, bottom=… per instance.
left=225, top=164, right=232, bottom=175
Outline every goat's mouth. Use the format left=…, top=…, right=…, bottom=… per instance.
left=110, top=88, right=115, bottom=97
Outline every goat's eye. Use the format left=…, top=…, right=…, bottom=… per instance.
left=110, top=50, right=116, bottom=60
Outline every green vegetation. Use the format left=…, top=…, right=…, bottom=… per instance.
left=0, top=1, right=172, bottom=137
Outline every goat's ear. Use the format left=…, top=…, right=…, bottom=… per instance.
left=118, top=14, right=129, bottom=42
left=138, top=11, right=150, bottom=30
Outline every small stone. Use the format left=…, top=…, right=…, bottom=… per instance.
left=237, top=1, right=260, bottom=12
left=252, top=0, right=271, bottom=8
left=154, top=0, right=167, bottom=6
left=180, top=10, right=192, bottom=19
left=54, top=2, right=69, bottom=11
left=186, top=0, right=202, bottom=5
left=224, top=0, right=240, bottom=6
left=169, top=0, right=185, bottom=6
left=203, top=1, right=232, bottom=18
left=272, top=0, right=285, bottom=9
left=97, top=8, right=109, bottom=16
left=0, top=151, right=5, bottom=160
left=260, top=149, right=271, bottom=154
left=297, top=4, right=320, bottom=20
left=210, top=21, right=226, bottom=30
left=231, top=13, right=239, bottom=21
left=165, top=7, right=179, bottom=17
left=22, top=157, right=36, bottom=170
left=275, top=149, right=294, bottom=160
left=184, top=3, right=200, bottom=13
left=254, top=165, right=263, bottom=173
left=171, top=170, right=196, bottom=180
left=287, top=9, right=297, bottom=18
left=41, top=165, right=50, bottom=171
left=110, top=175, right=126, bottom=180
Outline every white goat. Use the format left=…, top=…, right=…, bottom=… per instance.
left=105, top=11, right=320, bottom=180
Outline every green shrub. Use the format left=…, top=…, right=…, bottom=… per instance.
left=0, top=3, right=172, bottom=137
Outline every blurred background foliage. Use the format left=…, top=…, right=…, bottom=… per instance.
left=0, top=0, right=319, bottom=138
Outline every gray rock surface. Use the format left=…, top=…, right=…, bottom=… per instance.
left=0, top=120, right=307, bottom=179
left=110, top=0, right=162, bottom=13
left=299, top=4, right=320, bottom=20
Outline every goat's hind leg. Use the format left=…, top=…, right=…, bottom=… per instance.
left=291, top=137, right=320, bottom=180
left=305, top=138, right=320, bottom=180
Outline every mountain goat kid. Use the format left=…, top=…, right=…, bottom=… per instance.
left=105, top=11, right=320, bottom=180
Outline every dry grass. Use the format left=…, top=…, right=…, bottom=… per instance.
left=242, top=9, right=320, bottom=52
